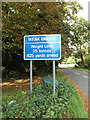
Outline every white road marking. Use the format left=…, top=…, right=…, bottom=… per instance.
left=83, top=75, right=88, bottom=78
left=75, top=72, right=80, bottom=74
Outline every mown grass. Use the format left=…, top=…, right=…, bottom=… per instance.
left=2, top=72, right=88, bottom=119
left=68, top=66, right=90, bottom=73
left=68, top=91, right=87, bottom=118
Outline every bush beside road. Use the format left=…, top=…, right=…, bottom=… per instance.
left=2, top=71, right=88, bottom=119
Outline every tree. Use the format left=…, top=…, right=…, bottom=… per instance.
left=2, top=2, right=82, bottom=71
left=70, top=16, right=88, bottom=64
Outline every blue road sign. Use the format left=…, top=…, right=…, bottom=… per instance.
left=24, top=34, right=61, bottom=60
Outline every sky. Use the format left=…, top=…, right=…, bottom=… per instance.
left=65, top=0, right=89, bottom=20
left=76, top=0, right=89, bottom=20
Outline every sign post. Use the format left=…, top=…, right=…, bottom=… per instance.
left=53, top=60, right=55, bottom=95
left=24, top=34, right=61, bottom=94
left=30, top=60, right=32, bottom=94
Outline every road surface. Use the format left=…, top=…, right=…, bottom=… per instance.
left=60, top=67, right=88, bottom=98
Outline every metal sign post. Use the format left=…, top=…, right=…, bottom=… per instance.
left=53, top=60, right=55, bottom=95
left=30, top=60, right=32, bottom=94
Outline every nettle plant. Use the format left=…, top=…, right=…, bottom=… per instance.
left=2, top=76, right=75, bottom=119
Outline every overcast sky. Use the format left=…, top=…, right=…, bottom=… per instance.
left=65, top=0, right=89, bottom=20
left=76, top=0, right=89, bottom=20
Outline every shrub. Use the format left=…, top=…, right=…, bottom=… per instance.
left=2, top=75, right=87, bottom=119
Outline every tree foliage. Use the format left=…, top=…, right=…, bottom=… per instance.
left=2, top=2, right=82, bottom=71
left=70, top=16, right=89, bottom=64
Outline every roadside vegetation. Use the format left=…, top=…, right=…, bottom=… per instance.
left=61, top=56, right=89, bottom=73
left=68, top=66, right=90, bottom=73
left=1, top=2, right=89, bottom=119
left=2, top=72, right=87, bottom=119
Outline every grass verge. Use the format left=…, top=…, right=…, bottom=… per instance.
left=68, top=66, right=90, bottom=73
left=2, top=73, right=88, bottom=119
left=68, top=91, right=87, bottom=118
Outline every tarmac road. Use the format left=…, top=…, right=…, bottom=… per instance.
left=61, top=67, right=89, bottom=98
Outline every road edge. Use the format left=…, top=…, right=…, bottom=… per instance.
left=59, top=69, right=88, bottom=115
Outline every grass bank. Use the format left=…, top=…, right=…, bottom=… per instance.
left=68, top=66, right=90, bottom=73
